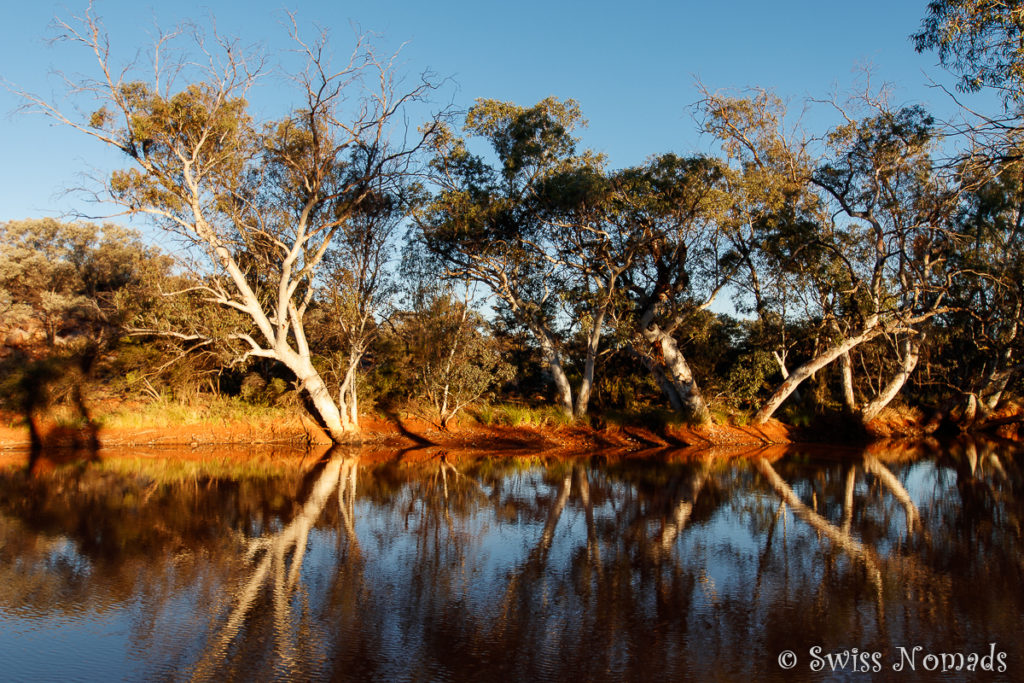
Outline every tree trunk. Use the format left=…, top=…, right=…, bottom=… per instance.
left=773, top=349, right=802, bottom=403
left=348, top=380, right=358, bottom=426
left=636, top=349, right=684, bottom=411
left=642, top=324, right=711, bottom=424
left=535, top=327, right=574, bottom=418
left=980, top=347, right=1015, bottom=411
left=302, top=371, right=352, bottom=441
left=859, top=334, right=922, bottom=423
left=337, top=359, right=360, bottom=431
left=963, top=393, right=979, bottom=422
left=752, top=326, right=883, bottom=425
left=573, top=308, right=606, bottom=419
left=839, top=351, right=856, bottom=412
left=281, top=349, right=353, bottom=441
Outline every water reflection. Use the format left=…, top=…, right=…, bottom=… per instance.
left=0, top=439, right=1021, bottom=681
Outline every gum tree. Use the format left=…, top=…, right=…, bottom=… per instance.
left=914, top=0, right=1024, bottom=101
left=805, top=103, right=960, bottom=424
left=607, top=155, right=731, bottom=423
left=940, top=153, right=1024, bottom=418
left=17, top=7, right=439, bottom=441
left=315, top=189, right=404, bottom=430
left=416, top=98, right=609, bottom=419
left=701, top=89, right=960, bottom=424
left=698, top=89, right=830, bottom=419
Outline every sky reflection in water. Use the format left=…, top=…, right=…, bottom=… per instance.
left=0, top=440, right=1021, bottom=681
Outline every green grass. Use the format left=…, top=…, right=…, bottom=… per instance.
left=779, top=404, right=815, bottom=428
left=97, top=395, right=294, bottom=430
left=473, top=403, right=573, bottom=428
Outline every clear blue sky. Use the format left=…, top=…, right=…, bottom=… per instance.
left=0, top=0, right=995, bottom=225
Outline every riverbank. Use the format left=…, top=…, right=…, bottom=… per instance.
left=0, top=406, right=797, bottom=452
left=1, top=398, right=1021, bottom=453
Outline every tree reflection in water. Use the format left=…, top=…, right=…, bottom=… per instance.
left=0, top=438, right=1022, bottom=681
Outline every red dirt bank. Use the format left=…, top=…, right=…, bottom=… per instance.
left=1, top=403, right=1020, bottom=454
left=0, top=409, right=798, bottom=453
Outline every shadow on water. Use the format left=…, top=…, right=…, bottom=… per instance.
left=0, top=437, right=1021, bottom=680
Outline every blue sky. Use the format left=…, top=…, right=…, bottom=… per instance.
left=0, top=0, right=996, bottom=225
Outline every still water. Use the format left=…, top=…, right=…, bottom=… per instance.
left=0, top=440, right=1021, bottom=681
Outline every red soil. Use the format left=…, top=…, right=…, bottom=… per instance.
left=0, top=406, right=801, bottom=454
left=1, top=401, right=1020, bottom=458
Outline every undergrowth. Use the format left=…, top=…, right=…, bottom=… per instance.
left=473, top=403, right=573, bottom=428
left=97, top=395, right=296, bottom=430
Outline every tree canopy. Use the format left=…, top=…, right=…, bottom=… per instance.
left=5, top=3, right=1024, bottom=438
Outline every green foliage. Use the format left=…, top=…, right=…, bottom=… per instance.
left=399, top=292, right=514, bottom=428
left=0, top=219, right=164, bottom=344
left=914, top=0, right=1024, bottom=100
left=473, top=403, right=572, bottom=428
left=724, top=350, right=777, bottom=410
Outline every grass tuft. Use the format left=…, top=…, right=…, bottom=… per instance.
left=472, top=403, right=572, bottom=428
left=97, top=395, right=294, bottom=430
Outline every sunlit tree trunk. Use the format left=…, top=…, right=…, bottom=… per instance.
left=840, top=351, right=856, bottom=412
left=534, top=327, right=574, bottom=418
left=859, top=334, right=923, bottom=423
left=276, top=344, right=354, bottom=440
left=642, top=324, right=711, bottom=424
left=773, top=349, right=803, bottom=403
left=573, top=308, right=606, bottom=419
left=337, top=355, right=360, bottom=431
left=752, top=326, right=883, bottom=424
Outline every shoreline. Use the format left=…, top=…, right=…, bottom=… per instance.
left=2, top=402, right=1021, bottom=455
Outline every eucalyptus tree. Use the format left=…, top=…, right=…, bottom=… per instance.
left=397, top=289, right=512, bottom=430
left=315, top=189, right=404, bottom=430
left=538, top=159, right=693, bottom=418
left=940, top=154, right=1024, bottom=417
left=416, top=98, right=611, bottom=418
left=697, top=89, right=833, bottom=417
left=914, top=0, right=1024, bottom=102
left=913, top=1, right=1024, bottom=416
left=701, top=90, right=961, bottom=424
left=806, top=103, right=961, bottom=424
left=17, top=8, right=441, bottom=440
left=606, top=154, right=730, bottom=423
left=0, top=218, right=156, bottom=346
